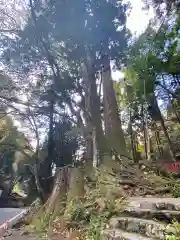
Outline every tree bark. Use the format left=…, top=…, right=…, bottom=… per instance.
left=66, top=167, right=84, bottom=203
left=133, top=133, right=142, bottom=163
left=147, top=133, right=152, bottom=161
left=46, top=97, right=55, bottom=177
left=46, top=167, right=69, bottom=215
left=141, top=103, right=148, bottom=161
left=152, top=94, right=175, bottom=160
left=153, top=122, right=163, bottom=158
left=42, top=97, right=55, bottom=181
left=101, top=55, right=129, bottom=158
left=82, top=51, right=109, bottom=160
left=128, top=109, right=137, bottom=162
left=92, top=127, right=98, bottom=167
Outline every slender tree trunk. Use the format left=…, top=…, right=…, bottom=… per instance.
left=152, top=94, right=175, bottom=160
left=45, top=97, right=55, bottom=178
left=101, top=55, right=129, bottom=158
left=133, top=133, right=142, bottom=163
left=170, top=96, right=180, bottom=124
left=92, top=127, right=98, bottom=167
left=39, top=95, right=55, bottom=188
left=141, top=103, right=148, bottom=161
left=172, top=104, right=180, bottom=124
left=153, top=122, right=163, bottom=158
left=128, top=109, right=136, bottom=162
left=147, top=133, right=152, bottom=161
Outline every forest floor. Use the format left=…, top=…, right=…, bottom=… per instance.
left=1, top=165, right=179, bottom=240
left=1, top=229, right=37, bottom=240
left=2, top=197, right=180, bottom=240
left=1, top=228, right=67, bottom=239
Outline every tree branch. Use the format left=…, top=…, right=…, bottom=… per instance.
left=0, top=143, right=33, bottom=160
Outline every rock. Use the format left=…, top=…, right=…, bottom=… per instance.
left=123, top=185, right=129, bottom=190
left=109, top=218, right=125, bottom=229
left=140, top=202, right=157, bottom=210
left=102, top=197, right=180, bottom=240
left=20, top=230, right=29, bottom=236
left=156, top=203, right=177, bottom=211
left=124, top=207, right=180, bottom=221
left=109, top=217, right=165, bottom=239
left=128, top=197, right=180, bottom=211
left=175, top=205, right=180, bottom=211
left=102, top=229, right=155, bottom=240
left=2, top=230, right=12, bottom=237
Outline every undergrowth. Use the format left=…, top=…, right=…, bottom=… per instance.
left=165, top=174, right=180, bottom=198
left=165, top=219, right=180, bottom=240
left=151, top=173, right=180, bottom=198
left=28, top=167, right=127, bottom=240
left=171, top=180, right=180, bottom=198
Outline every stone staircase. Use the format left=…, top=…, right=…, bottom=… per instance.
left=102, top=197, right=180, bottom=240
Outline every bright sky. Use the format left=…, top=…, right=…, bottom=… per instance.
left=127, top=0, right=154, bottom=35
left=113, top=0, right=154, bottom=81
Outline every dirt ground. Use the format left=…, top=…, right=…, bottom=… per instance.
left=1, top=229, right=67, bottom=240
left=0, top=229, right=38, bottom=240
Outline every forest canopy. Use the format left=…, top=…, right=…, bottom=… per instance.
left=0, top=0, right=180, bottom=238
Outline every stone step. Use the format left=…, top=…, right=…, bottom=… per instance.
left=109, top=217, right=166, bottom=239
left=128, top=197, right=180, bottom=211
left=102, top=229, right=155, bottom=240
left=123, top=207, right=180, bottom=222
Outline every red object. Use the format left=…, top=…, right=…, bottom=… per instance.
left=164, top=161, right=180, bottom=173
left=0, top=220, right=8, bottom=230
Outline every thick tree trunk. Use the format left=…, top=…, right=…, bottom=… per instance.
left=46, top=167, right=69, bottom=215
left=66, top=167, right=84, bottom=203
left=81, top=61, right=93, bottom=161
left=82, top=50, right=123, bottom=173
left=101, top=55, right=129, bottom=158
left=89, top=72, right=108, bottom=156
left=82, top=53, right=109, bottom=160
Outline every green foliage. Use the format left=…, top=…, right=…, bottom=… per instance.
left=64, top=196, right=125, bottom=240
left=172, top=185, right=180, bottom=198
left=0, top=115, right=33, bottom=179
left=143, top=0, right=180, bottom=17
left=165, top=235, right=177, bottom=240
left=28, top=209, right=50, bottom=236
left=63, top=167, right=126, bottom=239
left=165, top=220, right=180, bottom=240
left=86, top=214, right=108, bottom=240
left=28, top=165, right=126, bottom=239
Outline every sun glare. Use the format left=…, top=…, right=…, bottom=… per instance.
left=127, top=0, right=154, bottom=35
